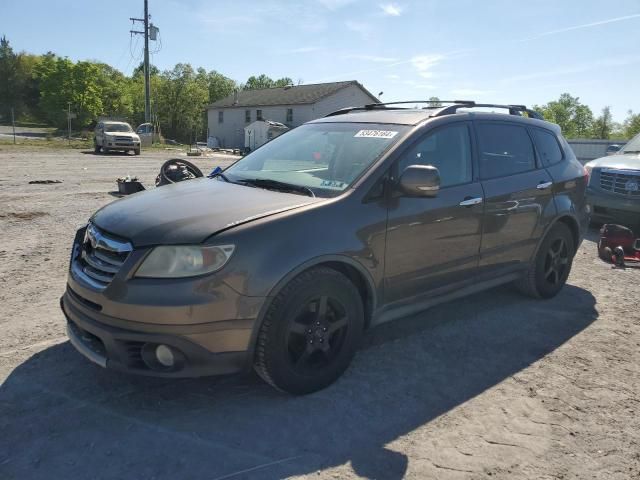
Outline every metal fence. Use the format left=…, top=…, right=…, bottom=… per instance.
left=567, top=139, right=628, bottom=163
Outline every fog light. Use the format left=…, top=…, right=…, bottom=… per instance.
left=155, top=344, right=175, bottom=367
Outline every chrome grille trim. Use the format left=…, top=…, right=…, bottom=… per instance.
left=599, top=169, right=640, bottom=197
left=71, top=224, right=132, bottom=290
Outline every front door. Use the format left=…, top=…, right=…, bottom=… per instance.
left=384, top=122, right=483, bottom=305
left=475, top=121, right=555, bottom=274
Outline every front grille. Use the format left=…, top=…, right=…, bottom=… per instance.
left=73, top=223, right=132, bottom=290
left=115, top=136, right=134, bottom=143
left=599, top=169, right=640, bottom=197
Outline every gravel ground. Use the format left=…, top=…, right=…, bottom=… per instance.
left=0, top=147, right=639, bottom=480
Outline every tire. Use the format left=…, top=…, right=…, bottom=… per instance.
left=134, top=148, right=141, bottom=155
left=254, top=267, right=364, bottom=395
left=516, top=223, right=575, bottom=299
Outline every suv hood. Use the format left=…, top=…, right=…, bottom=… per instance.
left=105, top=131, right=139, bottom=138
left=587, top=153, right=640, bottom=170
left=92, top=178, right=322, bottom=246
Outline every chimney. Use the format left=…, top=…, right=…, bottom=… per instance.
left=233, top=90, right=239, bottom=105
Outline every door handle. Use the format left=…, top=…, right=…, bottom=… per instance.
left=536, top=181, right=553, bottom=190
left=459, top=197, right=483, bottom=207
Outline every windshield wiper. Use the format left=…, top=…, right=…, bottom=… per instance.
left=210, top=172, right=231, bottom=182
left=622, top=150, right=640, bottom=154
left=237, top=178, right=315, bottom=197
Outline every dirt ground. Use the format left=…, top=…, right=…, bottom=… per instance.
left=0, top=147, right=638, bottom=480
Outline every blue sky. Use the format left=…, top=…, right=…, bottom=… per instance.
left=2, top=0, right=640, bottom=121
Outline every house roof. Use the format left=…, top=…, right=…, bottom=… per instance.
left=207, top=81, right=378, bottom=109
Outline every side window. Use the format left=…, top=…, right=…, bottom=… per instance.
left=245, top=110, right=251, bottom=123
left=218, top=111, right=224, bottom=124
left=531, top=128, right=563, bottom=166
left=399, top=124, right=472, bottom=187
left=476, top=123, right=535, bottom=179
left=257, top=109, right=263, bottom=121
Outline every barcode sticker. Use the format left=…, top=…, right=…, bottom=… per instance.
left=354, top=130, right=398, bottom=139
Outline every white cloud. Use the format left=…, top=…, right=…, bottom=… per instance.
left=386, top=74, right=400, bottom=79
left=317, top=0, right=358, bottom=10
left=521, top=13, right=640, bottom=41
left=285, top=46, right=324, bottom=54
left=380, top=3, right=402, bottom=16
left=450, top=88, right=493, bottom=97
left=410, top=54, right=444, bottom=78
left=343, top=54, right=398, bottom=62
left=345, top=20, right=372, bottom=37
left=402, top=80, right=437, bottom=90
left=502, top=55, right=640, bottom=84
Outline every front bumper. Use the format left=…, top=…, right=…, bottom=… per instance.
left=587, top=187, right=640, bottom=224
left=62, top=226, right=267, bottom=377
left=61, top=289, right=253, bottom=377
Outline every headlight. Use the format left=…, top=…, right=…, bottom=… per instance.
left=135, top=245, right=235, bottom=278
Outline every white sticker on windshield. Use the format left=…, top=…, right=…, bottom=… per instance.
left=354, top=129, right=398, bottom=139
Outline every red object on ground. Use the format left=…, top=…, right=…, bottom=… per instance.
left=598, top=224, right=640, bottom=265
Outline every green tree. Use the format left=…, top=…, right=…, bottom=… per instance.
left=71, top=61, right=104, bottom=126
left=207, top=70, right=236, bottom=103
left=95, top=62, right=134, bottom=119
left=622, top=110, right=640, bottom=139
left=243, top=74, right=292, bottom=90
left=35, top=54, right=74, bottom=127
left=591, top=106, right=613, bottom=139
left=428, top=96, right=442, bottom=107
left=155, top=63, right=209, bottom=142
left=533, top=93, right=594, bottom=138
left=0, top=36, right=22, bottom=121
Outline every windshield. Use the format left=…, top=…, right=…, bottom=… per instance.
left=105, top=123, right=133, bottom=133
left=620, top=132, right=640, bottom=153
left=225, top=123, right=407, bottom=197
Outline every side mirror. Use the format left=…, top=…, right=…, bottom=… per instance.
left=398, top=165, right=440, bottom=197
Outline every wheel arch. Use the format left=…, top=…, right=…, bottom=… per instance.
left=245, top=255, right=377, bottom=365
left=531, top=214, right=581, bottom=263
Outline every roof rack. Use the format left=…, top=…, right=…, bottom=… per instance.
left=434, top=102, right=544, bottom=120
left=324, top=100, right=544, bottom=120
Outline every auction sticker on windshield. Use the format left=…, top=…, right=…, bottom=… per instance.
left=354, top=130, right=398, bottom=139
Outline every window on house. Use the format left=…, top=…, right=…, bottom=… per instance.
left=245, top=110, right=251, bottom=123
left=218, top=111, right=224, bottom=124
left=286, top=108, right=293, bottom=123
left=257, top=109, right=263, bottom=121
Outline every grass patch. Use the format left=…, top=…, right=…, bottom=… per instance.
left=0, top=138, right=92, bottom=149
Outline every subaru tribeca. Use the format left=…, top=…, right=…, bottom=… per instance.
left=62, top=101, right=589, bottom=394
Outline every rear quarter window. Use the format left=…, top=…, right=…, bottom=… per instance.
left=476, top=123, right=536, bottom=179
left=531, top=128, right=563, bottom=166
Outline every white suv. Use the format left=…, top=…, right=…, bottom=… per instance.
left=94, top=121, right=141, bottom=155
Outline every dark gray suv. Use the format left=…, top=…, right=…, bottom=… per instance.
left=61, top=101, right=589, bottom=394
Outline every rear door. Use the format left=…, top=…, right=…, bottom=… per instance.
left=475, top=121, right=556, bottom=275
left=384, top=121, right=484, bottom=304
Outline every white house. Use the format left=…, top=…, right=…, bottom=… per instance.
left=206, top=81, right=378, bottom=149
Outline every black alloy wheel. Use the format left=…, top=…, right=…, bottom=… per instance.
left=254, top=267, right=364, bottom=394
left=286, top=295, right=349, bottom=374
left=543, top=237, right=570, bottom=286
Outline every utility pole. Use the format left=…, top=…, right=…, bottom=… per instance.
left=67, top=102, right=71, bottom=145
left=130, top=0, right=156, bottom=123
left=11, top=107, right=16, bottom=144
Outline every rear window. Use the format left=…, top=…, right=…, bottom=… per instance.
left=476, top=123, right=536, bottom=179
left=531, top=128, right=563, bottom=166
